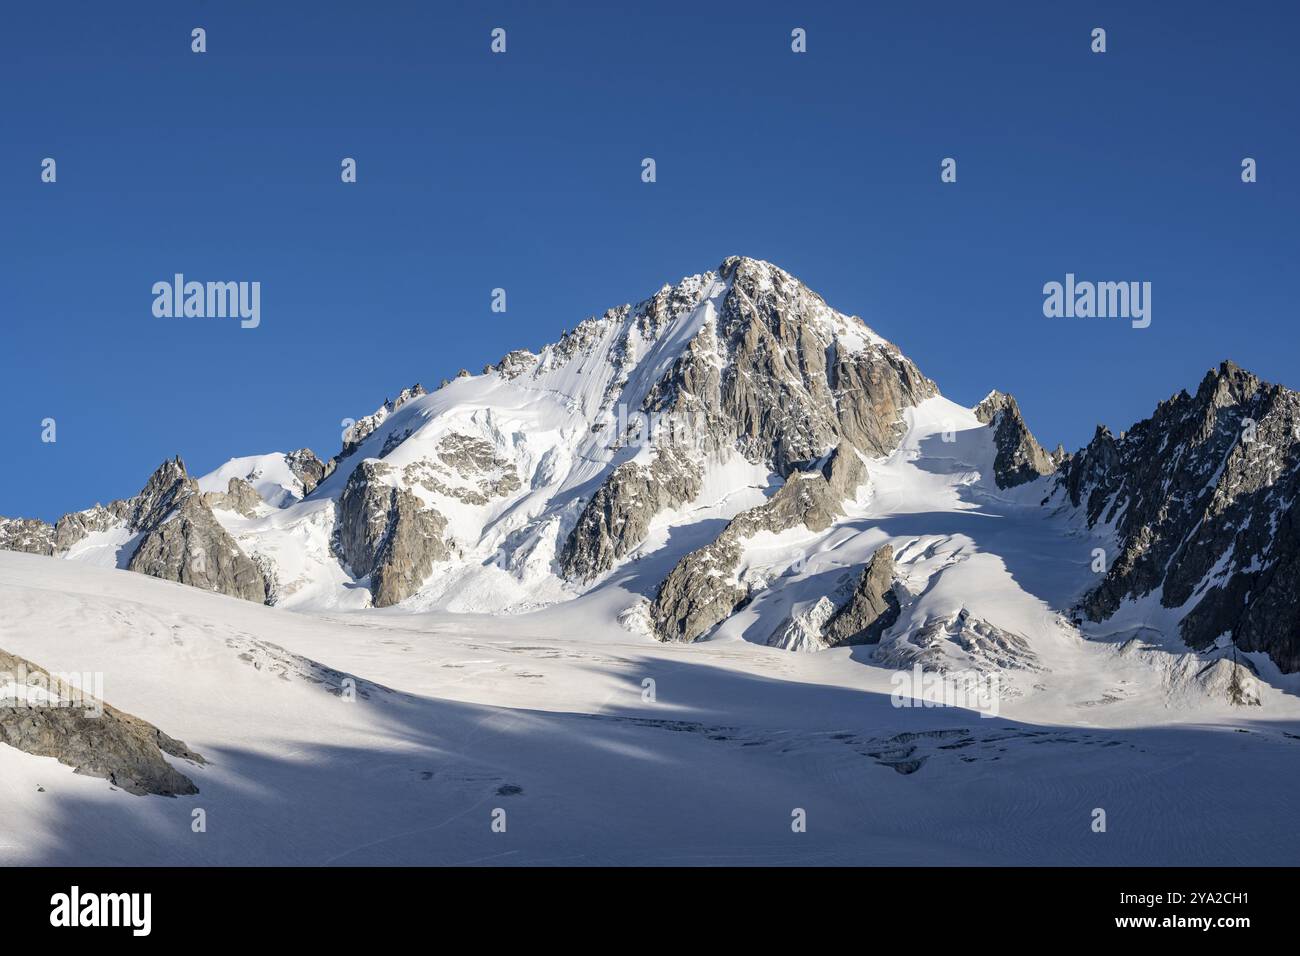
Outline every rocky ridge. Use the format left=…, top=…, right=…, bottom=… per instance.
left=1059, top=361, right=1300, bottom=672
left=973, top=391, right=1058, bottom=489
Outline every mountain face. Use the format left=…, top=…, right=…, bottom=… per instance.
left=559, top=256, right=934, bottom=582
left=1055, top=361, right=1300, bottom=672
left=3, top=257, right=1298, bottom=685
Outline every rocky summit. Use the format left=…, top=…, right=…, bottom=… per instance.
left=4, top=256, right=1299, bottom=685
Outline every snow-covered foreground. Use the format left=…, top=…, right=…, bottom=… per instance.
left=3, top=545, right=1299, bottom=866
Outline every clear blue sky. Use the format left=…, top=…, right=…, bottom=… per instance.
left=3, top=1, right=1297, bottom=522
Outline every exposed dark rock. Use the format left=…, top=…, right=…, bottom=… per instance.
left=129, top=457, right=192, bottom=532
left=974, top=391, right=1056, bottom=489
left=285, top=448, right=326, bottom=495
left=333, top=384, right=427, bottom=465
left=560, top=452, right=703, bottom=582
left=203, top=477, right=263, bottom=517
left=822, top=545, right=901, bottom=646
left=0, top=517, right=55, bottom=555
left=128, top=492, right=269, bottom=603
left=403, top=434, right=521, bottom=506
left=1060, top=361, right=1300, bottom=672
left=53, top=501, right=133, bottom=552
left=334, top=460, right=451, bottom=607
left=1, top=458, right=268, bottom=604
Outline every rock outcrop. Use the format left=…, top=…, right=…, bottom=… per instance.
left=334, top=460, right=450, bottom=607
left=203, top=477, right=263, bottom=517
left=128, top=492, right=268, bottom=603
left=561, top=452, right=703, bottom=582
left=821, top=545, right=901, bottom=646
left=403, top=433, right=522, bottom=506
left=974, top=391, right=1057, bottom=489
left=0, top=517, right=56, bottom=555
left=0, top=649, right=204, bottom=797
left=651, top=446, right=867, bottom=643
left=285, top=448, right=326, bottom=495
left=340, top=386, right=427, bottom=460
left=53, top=501, right=133, bottom=552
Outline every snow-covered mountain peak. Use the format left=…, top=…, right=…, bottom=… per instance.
left=6, top=261, right=1300, bottom=693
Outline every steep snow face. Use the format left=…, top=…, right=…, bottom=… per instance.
left=178, top=268, right=739, bottom=611
left=198, top=453, right=309, bottom=508
left=60, top=526, right=140, bottom=570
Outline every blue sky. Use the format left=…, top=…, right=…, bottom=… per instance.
left=2, top=1, right=1297, bottom=521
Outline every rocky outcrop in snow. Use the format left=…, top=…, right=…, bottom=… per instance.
left=0, top=517, right=56, bottom=555
left=128, top=492, right=268, bottom=603
left=651, top=445, right=866, bottom=643
left=974, top=391, right=1057, bottom=489
left=203, top=477, right=263, bottom=518
left=403, top=433, right=522, bottom=506
left=285, top=448, right=327, bottom=495
left=334, top=460, right=450, bottom=607
left=1, top=458, right=269, bottom=604
left=821, top=545, right=901, bottom=647
left=54, top=501, right=133, bottom=552
left=340, top=386, right=426, bottom=461
left=124, top=460, right=268, bottom=602
left=560, top=452, right=702, bottom=582
left=766, top=545, right=900, bottom=651
left=0, top=648, right=204, bottom=796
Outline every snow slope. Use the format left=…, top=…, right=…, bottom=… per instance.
left=2, top=549, right=1299, bottom=866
